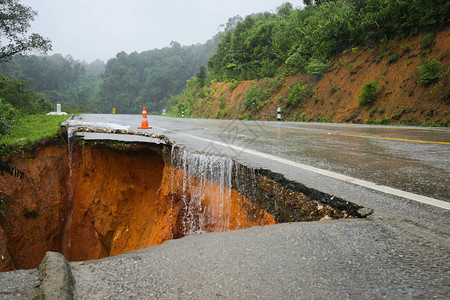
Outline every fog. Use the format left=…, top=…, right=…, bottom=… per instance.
left=22, top=0, right=305, bottom=63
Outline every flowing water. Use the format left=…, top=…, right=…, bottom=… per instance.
left=171, top=146, right=234, bottom=236
left=61, top=126, right=75, bottom=258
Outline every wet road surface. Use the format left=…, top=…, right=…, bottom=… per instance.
left=77, top=114, right=450, bottom=202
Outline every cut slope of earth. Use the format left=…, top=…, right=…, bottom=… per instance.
left=181, top=28, right=449, bottom=126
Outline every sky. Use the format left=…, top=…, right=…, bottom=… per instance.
left=21, top=0, right=306, bottom=63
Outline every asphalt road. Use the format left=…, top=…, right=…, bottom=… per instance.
left=3, top=114, right=448, bottom=299
left=75, top=113, right=450, bottom=233
left=77, top=114, right=450, bottom=202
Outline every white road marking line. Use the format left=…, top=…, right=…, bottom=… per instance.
left=153, top=126, right=450, bottom=211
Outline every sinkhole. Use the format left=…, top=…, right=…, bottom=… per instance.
left=0, top=137, right=370, bottom=272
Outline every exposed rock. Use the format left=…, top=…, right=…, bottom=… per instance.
left=35, top=251, right=74, bottom=300
left=357, top=207, right=374, bottom=218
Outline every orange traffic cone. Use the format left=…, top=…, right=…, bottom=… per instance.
left=138, top=107, right=152, bottom=129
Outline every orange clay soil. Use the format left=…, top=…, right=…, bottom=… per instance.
left=187, top=28, right=449, bottom=125
left=65, top=145, right=275, bottom=262
left=0, top=142, right=276, bottom=271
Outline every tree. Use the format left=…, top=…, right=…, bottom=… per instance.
left=0, top=0, right=51, bottom=60
left=0, top=76, right=52, bottom=114
left=196, top=65, right=207, bottom=87
left=224, top=15, right=243, bottom=31
left=303, top=0, right=336, bottom=7
left=277, top=2, right=293, bottom=16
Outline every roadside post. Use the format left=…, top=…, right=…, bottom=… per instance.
left=277, top=107, right=281, bottom=121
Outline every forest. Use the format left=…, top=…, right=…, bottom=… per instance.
left=0, top=54, right=104, bottom=113
left=207, top=0, right=448, bottom=81
left=0, top=38, right=218, bottom=114
left=98, top=38, right=218, bottom=114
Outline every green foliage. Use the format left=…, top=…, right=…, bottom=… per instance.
left=284, top=81, right=311, bottom=106
left=304, top=0, right=337, bottom=6
left=0, top=54, right=103, bottom=113
left=243, top=83, right=270, bottom=111
left=420, top=119, right=449, bottom=127
left=100, top=38, right=218, bottom=114
left=387, top=53, right=400, bottom=65
left=1, top=37, right=218, bottom=115
left=358, top=81, right=379, bottom=106
left=0, top=101, right=18, bottom=136
left=0, top=115, right=68, bottom=155
left=420, top=33, right=435, bottom=50
left=373, top=115, right=390, bottom=125
left=0, top=0, right=52, bottom=60
left=291, top=112, right=308, bottom=122
left=0, top=76, right=51, bottom=114
left=416, top=59, right=448, bottom=85
left=208, top=0, right=448, bottom=82
left=197, top=65, right=207, bottom=87
left=313, top=113, right=332, bottom=123
left=228, top=79, right=240, bottom=90
left=306, top=59, right=328, bottom=77
left=243, top=78, right=282, bottom=111
left=218, top=96, right=227, bottom=109
left=215, top=108, right=230, bottom=119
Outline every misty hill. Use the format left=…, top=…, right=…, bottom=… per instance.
left=99, top=38, right=219, bottom=114
left=0, top=54, right=104, bottom=113
left=0, top=37, right=219, bottom=114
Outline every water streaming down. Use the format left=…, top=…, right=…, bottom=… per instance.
left=61, top=126, right=75, bottom=257
left=171, top=146, right=234, bottom=237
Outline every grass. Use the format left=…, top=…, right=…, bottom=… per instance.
left=0, top=114, right=68, bottom=156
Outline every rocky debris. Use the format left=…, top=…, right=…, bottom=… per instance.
left=234, top=165, right=371, bottom=222
left=357, top=207, right=374, bottom=218
left=35, top=252, right=74, bottom=300
left=75, top=127, right=166, bottom=140
left=60, top=120, right=169, bottom=144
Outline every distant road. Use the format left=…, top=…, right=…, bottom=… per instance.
left=78, top=114, right=450, bottom=204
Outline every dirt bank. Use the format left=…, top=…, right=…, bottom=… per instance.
left=184, top=28, right=449, bottom=125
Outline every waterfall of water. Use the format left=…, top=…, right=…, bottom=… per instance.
left=61, top=126, right=75, bottom=258
left=171, top=147, right=233, bottom=236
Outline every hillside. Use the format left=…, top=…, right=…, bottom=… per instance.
left=172, top=28, right=449, bottom=126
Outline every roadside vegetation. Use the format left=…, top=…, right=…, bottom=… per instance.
left=0, top=1, right=70, bottom=156
left=0, top=115, right=68, bottom=157
left=170, top=0, right=449, bottom=125
left=206, top=0, right=447, bottom=81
